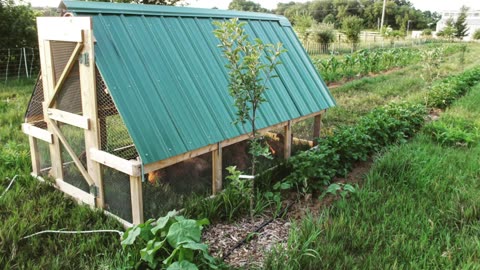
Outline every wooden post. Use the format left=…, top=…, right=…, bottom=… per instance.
left=130, top=175, right=144, bottom=225
left=80, top=26, right=105, bottom=208
left=212, top=143, right=222, bottom=194
left=313, top=112, right=324, bottom=146
left=28, top=136, right=41, bottom=176
left=39, top=39, right=64, bottom=180
left=284, top=120, right=292, bottom=159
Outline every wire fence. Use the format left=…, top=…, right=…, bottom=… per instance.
left=303, top=33, right=436, bottom=55
left=0, top=47, right=40, bottom=83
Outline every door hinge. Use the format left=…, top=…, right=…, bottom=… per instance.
left=79, top=52, right=90, bottom=67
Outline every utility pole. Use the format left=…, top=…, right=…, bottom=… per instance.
left=380, top=0, right=387, bottom=32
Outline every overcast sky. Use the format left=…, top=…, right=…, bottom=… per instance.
left=27, top=0, right=480, bottom=13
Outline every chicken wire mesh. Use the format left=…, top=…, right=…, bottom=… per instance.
left=143, top=152, right=212, bottom=220
left=96, top=69, right=138, bottom=160
left=103, top=166, right=132, bottom=222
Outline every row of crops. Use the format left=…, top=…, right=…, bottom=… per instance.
left=313, top=44, right=460, bottom=84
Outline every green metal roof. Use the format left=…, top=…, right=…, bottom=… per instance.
left=62, top=1, right=336, bottom=164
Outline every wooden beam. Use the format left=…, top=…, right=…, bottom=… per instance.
left=46, top=118, right=95, bottom=186
left=46, top=108, right=90, bottom=130
left=284, top=120, right=292, bottom=159
left=22, top=123, right=53, bottom=143
left=143, top=110, right=327, bottom=173
left=47, top=41, right=84, bottom=108
left=79, top=28, right=105, bottom=209
left=313, top=112, right=324, bottom=146
left=55, top=179, right=96, bottom=206
left=28, top=136, right=41, bottom=176
left=130, top=176, right=144, bottom=225
left=37, top=17, right=91, bottom=42
left=144, top=143, right=218, bottom=173
left=39, top=39, right=64, bottom=180
left=212, top=143, right=222, bottom=194
left=90, top=149, right=142, bottom=177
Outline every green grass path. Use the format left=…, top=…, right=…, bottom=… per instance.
left=265, top=83, right=480, bottom=269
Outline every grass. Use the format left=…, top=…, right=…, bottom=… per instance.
left=263, top=81, right=480, bottom=269
left=0, top=80, right=126, bottom=269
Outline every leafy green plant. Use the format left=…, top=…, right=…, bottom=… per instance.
left=322, top=183, right=356, bottom=199
left=423, top=120, right=479, bottom=147
left=213, top=18, right=286, bottom=220
left=281, top=102, right=426, bottom=194
left=426, top=66, right=480, bottom=109
left=121, top=211, right=218, bottom=270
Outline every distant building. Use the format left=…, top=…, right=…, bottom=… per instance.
left=436, top=9, right=480, bottom=40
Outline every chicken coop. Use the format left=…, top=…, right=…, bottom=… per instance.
left=22, top=1, right=335, bottom=226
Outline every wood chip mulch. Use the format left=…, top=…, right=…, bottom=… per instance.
left=202, top=216, right=291, bottom=269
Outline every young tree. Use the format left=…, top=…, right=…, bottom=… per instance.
left=454, top=5, right=469, bottom=40
left=341, top=15, right=363, bottom=52
left=292, top=12, right=314, bottom=42
left=437, top=17, right=456, bottom=41
left=310, top=23, right=335, bottom=53
left=213, top=18, right=285, bottom=219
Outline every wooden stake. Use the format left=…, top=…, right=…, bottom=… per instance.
left=313, top=112, right=323, bottom=146
left=284, top=120, right=292, bottom=159
left=28, top=136, right=41, bottom=176
left=130, top=175, right=144, bottom=225
left=212, top=143, right=222, bottom=194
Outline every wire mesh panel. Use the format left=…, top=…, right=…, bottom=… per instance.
left=56, top=64, right=82, bottom=114
left=37, top=139, right=51, bottom=177
left=25, top=77, right=44, bottom=124
left=96, top=69, right=138, bottom=160
left=143, top=152, right=212, bottom=219
left=59, top=122, right=88, bottom=192
left=103, top=166, right=132, bottom=222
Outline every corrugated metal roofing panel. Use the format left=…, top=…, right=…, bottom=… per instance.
left=62, top=1, right=336, bottom=164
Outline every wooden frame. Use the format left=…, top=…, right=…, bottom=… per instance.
left=284, top=120, right=292, bottom=159
left=46, top=108, right=90, bottom=130
left=130, top=176, right=144, bottom=224
left=144, top=110, right=326, bottom=174
left=90, top=149, right=141, bottom=177
left=212, top=143, right=222, bottom=194
left=22, top=123, right=53, bottom=143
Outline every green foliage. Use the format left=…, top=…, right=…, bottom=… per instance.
left=282, top=102, right=427, bottom=194
left=0, top=0, right=38, bottom=48
left=341, top=15, right=363, bottom=51
left=184, top=166, right=251, bottom=222
left=292, top=12, right=314, bottom=41
left=263, top=82, right=480, bottom=270
left=322, top=13, right=336, bottom=25
left=121, top=211, right=218, bottom=270
left=421, top=28, right=432, bottom=36
left=424, top=119, right=479, bottom=147
left=315, top=47, right=422, bottom=83
left=323, top=183, right=356, bottom=199
left=213, top=18, right=285, bottom=219
left=426, top=67, right=480, bottom=109
left=419, top=46, right=445, bottom=83
left=454, top=6, right=469, bottom=39
left=228, top=0, right=268, bottom=12
left=473, top=29, right=480, bottom=40
left=437, top=17, right=456, bottom=41
left=309, top=23, right=335, bottom=53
